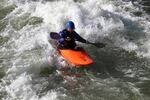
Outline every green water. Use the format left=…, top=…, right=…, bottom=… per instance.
left=0, top=0, right=150, bottom=100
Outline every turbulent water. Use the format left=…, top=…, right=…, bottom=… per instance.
left=0, top=0, right=150, bottom=100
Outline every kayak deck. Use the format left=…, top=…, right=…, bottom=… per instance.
left=59, top=49, right=93, bottom=67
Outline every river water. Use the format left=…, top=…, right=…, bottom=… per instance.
left=0, top=0, right=150, bottom=100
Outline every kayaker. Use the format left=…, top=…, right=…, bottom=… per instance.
left=58, top=21, right=91, bottom=50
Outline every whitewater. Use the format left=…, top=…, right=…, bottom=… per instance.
left=0, top=0, right=150, bottom=100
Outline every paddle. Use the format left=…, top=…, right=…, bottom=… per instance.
left=87, top=42, right=106, bottom=48
left=50, top=32, right=61, bottom=40
left=50, top=32, right=106, bottom=48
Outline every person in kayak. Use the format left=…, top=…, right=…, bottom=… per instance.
left=58, top=21, right=106, bottom=50
left=58, top=21, right=90, bottom=50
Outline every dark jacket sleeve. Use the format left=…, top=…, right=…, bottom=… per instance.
left=74, top=32, right=87, bottom=43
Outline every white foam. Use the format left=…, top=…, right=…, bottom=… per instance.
left=1, top=0, right=150, bottom=100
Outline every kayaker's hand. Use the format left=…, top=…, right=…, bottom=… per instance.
left=65, top=37, right=71, bottom=41
left=86, top=41, right=106, bottom=48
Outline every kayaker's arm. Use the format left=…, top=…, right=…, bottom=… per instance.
left=74, top=32, right=87, bottom=43
left=74, top=32, right=106, bottom=48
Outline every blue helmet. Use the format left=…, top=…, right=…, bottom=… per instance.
left=66, top=21, right=75, bottom=29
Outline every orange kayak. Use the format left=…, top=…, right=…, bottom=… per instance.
left=58, top=49, right=93, bottom=67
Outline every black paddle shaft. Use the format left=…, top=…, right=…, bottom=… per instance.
left=50, top=32, right=106, bottom=48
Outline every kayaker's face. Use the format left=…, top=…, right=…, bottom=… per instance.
left=67, top=28, right=74, bottom=33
